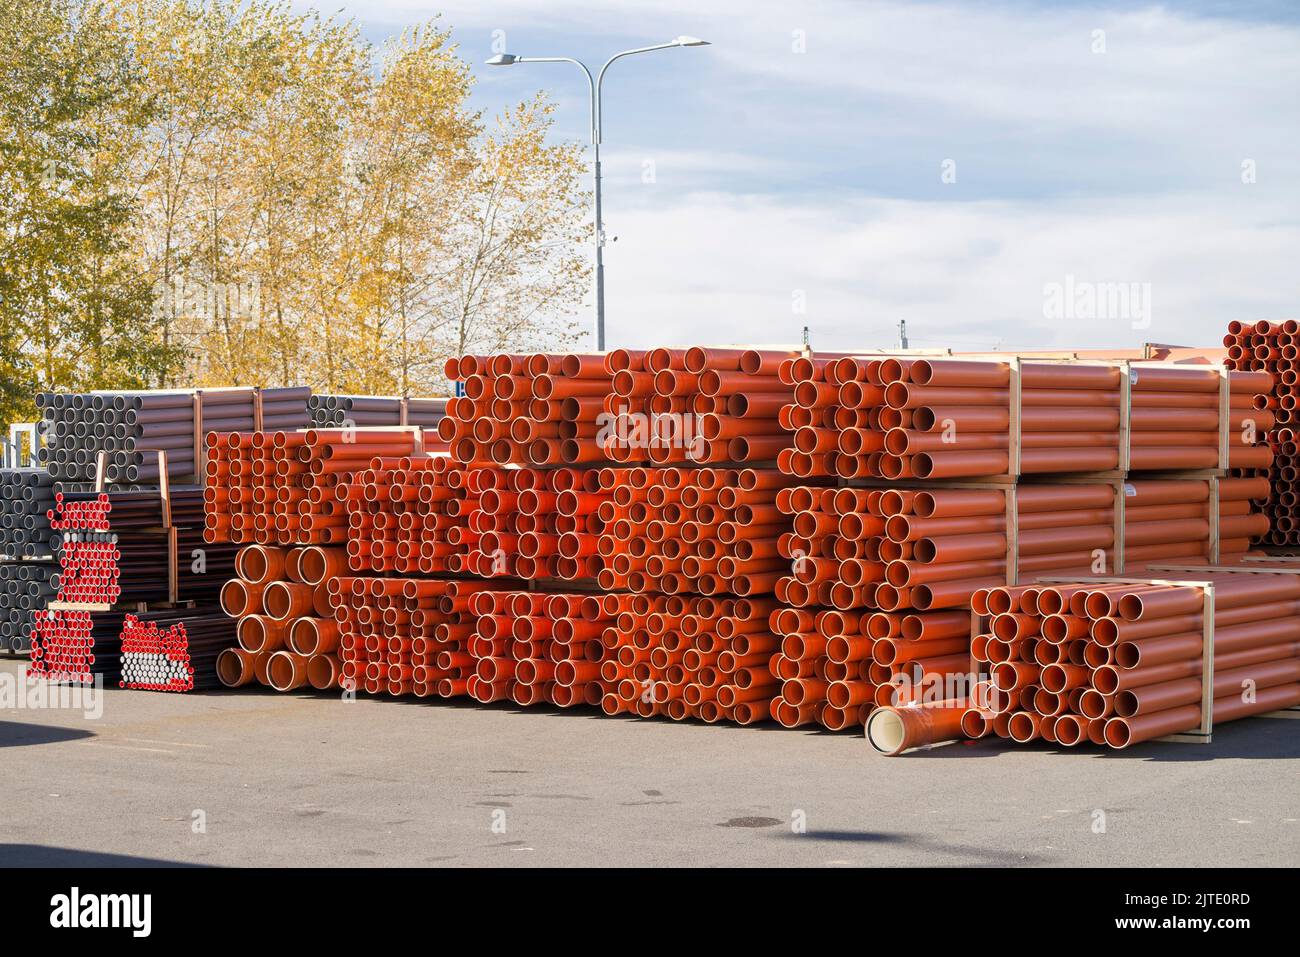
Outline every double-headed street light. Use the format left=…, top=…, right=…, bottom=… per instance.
left=487, top=36, right=711, bottom=351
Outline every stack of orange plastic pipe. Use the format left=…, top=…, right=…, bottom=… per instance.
left=202, top=434, right=243, bottom=542
left=601, top=347, right=796, bottom=464
left=339, top=455, right=475, bottom=575
left=1126, top=365, right=1272, bottom=472
left=962, top=574, right=1300, bottom=749
left=329, top=576, right=494, bottom=698
left=768, top=605, right=970, bottom=731
left=779, top=356, right=1273, bottom=481
left=203, top=429, right=421, bottom=544
left=465, top=590, right=625, bottom=709
left=594, top=466, right=789, bottom=596
left=770, top=478, right=1269, bottom=729
left=439, top=354, right=611, bottom=466
left=215, top=544, right=343, bottom=692
left=462, top=590, right=780, bottom=723
left=1224, top=320, right=1296, bottom=544
left=601, top=593, right=777, bottom=723
left=465, top=466, right=608, bottom=580
left=778, top=354, right=886, bottom=479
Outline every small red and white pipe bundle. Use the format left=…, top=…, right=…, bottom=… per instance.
left=120, top=609, right=235, bottom=692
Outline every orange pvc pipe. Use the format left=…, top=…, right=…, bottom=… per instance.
left=866, top=699, right=968, bottom=755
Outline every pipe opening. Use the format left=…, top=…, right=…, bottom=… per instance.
left=865, top=709, right=907, bottom=755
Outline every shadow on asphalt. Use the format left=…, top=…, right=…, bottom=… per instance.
left=1108, top=715, right=1300, bottom=762
left=773, top=829, right=1049, bottom=864
left=0, top=844, right=205, bottom=867
left=872, top=737, right=1012, bottom=759
left=0, top=721, right=95, bottom=749
left=351, top=695, right=801, bottom=732
left=865, top=714, right=1300, bottom=762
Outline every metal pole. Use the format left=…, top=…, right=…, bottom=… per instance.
left=592, top=97, right=605, bottom=351
left=490, top=40, right=709, bottom=352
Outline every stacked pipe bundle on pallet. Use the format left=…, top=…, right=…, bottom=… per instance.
left=27, top=609, right=131, bottom=684
left=28, top=488, right=237, bottom=682
left=440, top=354, right=613, bottom=465
left=467, top=466, right=609, bottom=581
left=959, top=573, right=1300, bottom=749
left=779, top=357, right=1273, bottom=480
left=1224, top=320, right=1297, bottom=544
left=0, top=468, right=57, bottom=557
left=51, top=489, right=237, bottom=603
left=37, top=387, right=310, bottom=483
left=0, top=468, right=58, bottom=652
left=781, top=479, right=1267, bottom=611
left=0, top=561, right=57, bottom=653
left=307, top=394, right=448, bottom=430
left=468, top=590, right=778, bottom=723
left=119, top=608, right=234, bottom=691
left=202, top=428, right=422, bottom=544
left=600, top=347, right=797, bottom=464
left=770, top=478, right=1269, bottom=729
left=594, top=466, right=789, bottom=595
left=328, top=576, right=490, bottom=698
left=340, top=455, right=474, bottom=574
left=216, top=545, right=343, bottom=692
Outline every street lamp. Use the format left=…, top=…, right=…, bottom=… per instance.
left=487, top=37, right=711, bottom=351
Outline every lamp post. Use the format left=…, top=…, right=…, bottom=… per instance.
left=487, top=37, right=710, bottom=351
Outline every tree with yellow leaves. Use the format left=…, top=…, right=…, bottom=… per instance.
left=0, top=0, right=590, bottom=431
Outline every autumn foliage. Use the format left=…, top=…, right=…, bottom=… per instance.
left=0, top=0, right=589, bottom=429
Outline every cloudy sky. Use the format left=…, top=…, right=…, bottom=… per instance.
left=297, top=0, right=1299, bottom=353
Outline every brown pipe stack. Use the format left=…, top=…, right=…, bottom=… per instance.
left=965, top=573, right=1300, bottom=748
left=216, top=544, right=343, bottom=693
left=779, top=355, right=1273, bottom=481
left=1224, top=319, right=1297, bottom=544
left=203, top=428, right=422, bottom=545
left=339, top=455, right=475, bottom=575
left=595, top=466, right=790, bottom=596
left=329, top=576, right=492, bottom=699
left=440, top=354, right=612, bottom=466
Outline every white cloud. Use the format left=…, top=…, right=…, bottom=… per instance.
left=598, top=148, right=804, bottom=189
left=298, top=0, right=1300, bottom=356
left=598, top=190, right=1300, bottom=352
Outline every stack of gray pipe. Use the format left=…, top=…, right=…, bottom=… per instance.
left=0, top=561, right=57, bottom=654
left=0, top=468, right=58, bottom=558
left=36, top=387, right=311, bottom=484
left=307, top=394, right=447, bottom=428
